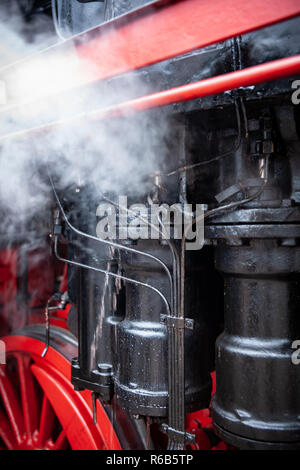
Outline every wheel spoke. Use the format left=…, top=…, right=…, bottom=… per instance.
left=38, top=393, right=55, bottom=446
left=15, top=354, right=38, bottom=436
left=53, top=429, right=68, bottom=450
left=2, top=332, right=116, bottom=450
left=0, top=408, right=17, bottom=450
left=31, top=363, right=101, bottom=450
left=0, top=366, right=23, bottom=443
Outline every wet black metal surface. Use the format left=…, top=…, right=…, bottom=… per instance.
left=212, top=241, right=300, bottom=449
left=55, top=1, right=300, bottom=449
left=115, top=239, right=214, bottom=417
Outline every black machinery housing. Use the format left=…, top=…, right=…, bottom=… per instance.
left=54, top=2, right=300, bottom=449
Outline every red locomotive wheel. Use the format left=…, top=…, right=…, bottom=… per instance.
left=0, top=325, right=133, bottom=450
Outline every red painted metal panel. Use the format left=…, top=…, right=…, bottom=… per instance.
left=76, top=0, right=300, bottom=83
left=0, top=250, right=18, bottom=335
left=27, top=246, right=54, bottom=309
left=2, top=0, right=300, bottom=100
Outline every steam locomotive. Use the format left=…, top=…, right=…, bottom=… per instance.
left=0, top=0, right=300, bottom=451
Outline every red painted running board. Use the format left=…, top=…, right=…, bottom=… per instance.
left=2, top=0, right=300, bottom=94
left=76, top=0, right=300, bottom=83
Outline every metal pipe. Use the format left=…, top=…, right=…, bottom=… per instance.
left=108, top=55, right=300, bottom=114
left=54, top=236, right=171, bottom=316
left=99, top=191, right=176, bottom=313
left=48, top=171, right=174, bottom=302
left=1, top=55, right=300, bottom=144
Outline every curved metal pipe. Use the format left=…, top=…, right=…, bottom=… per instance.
left=54, top=236, right=171, bottom=316
left=48, top=172, right=174, bottom=303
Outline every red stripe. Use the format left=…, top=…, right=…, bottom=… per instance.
left=1, top=55, right=300, bottom=143
left=76, top=0, right=300, bottom=83
left=86, top=55, right=300, bottom=118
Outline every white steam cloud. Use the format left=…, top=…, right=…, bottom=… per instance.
left=0, top=1, right=170, bottom=239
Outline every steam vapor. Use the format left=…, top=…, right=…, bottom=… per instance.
left=0, top=0, right=170, bottom=240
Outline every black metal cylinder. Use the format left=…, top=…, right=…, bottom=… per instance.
left=71, top=237, right=124, bottom=400
left=67, top=191, right=124, bottom=400
left=114, top=239, right=214, bottom=417
left=212, top=240, right=300, bottom=449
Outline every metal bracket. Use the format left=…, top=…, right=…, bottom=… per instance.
left=91, top=391, right=101, bottom=425
left=161, top=424, right=196, bottom=445
left=160, top=314, right=194, bottom=330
